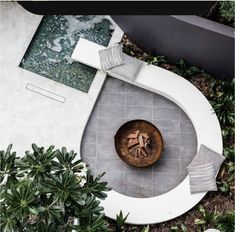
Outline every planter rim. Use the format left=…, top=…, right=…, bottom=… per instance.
left=171, top=15, right=233, bottom=37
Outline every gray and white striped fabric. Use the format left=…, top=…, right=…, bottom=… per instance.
left=187, top=145, right=225, bottom=194
left=187, top=144, right=225, bottom=176
left=108, top=54, right=144, bottom=82
left=99, top=44, right=125, bottom=71
left=187, top=162, right=217, bottom=194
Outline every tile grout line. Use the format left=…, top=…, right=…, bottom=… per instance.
left=95, top=98, right=100, bottom=175
left=122, top=82, right=127, bottom=193
left=151, top=92, right=154, bottom=196
left=124, top=81, right=126, bottom=120
left=179, top=108, right=182, bottom=176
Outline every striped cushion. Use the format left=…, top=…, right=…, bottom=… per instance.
left=187, top=162, right=217, bottom=194
left=187, top=144, right=225, bottom=176
left=99, top=44, right=125, bottom=71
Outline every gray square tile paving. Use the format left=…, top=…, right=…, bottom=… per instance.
left=126, top=93, right=153, bottom=106
left=102, top=77, right=125, bottom=93
left=122, top=185, right=153, bottom=198
left=153, top=107, right=180, bottom=120
left=152, top=159, right=181, bottom=173
left=126, top=106, right=152, bottom=120
left=81, top=77, right=197, bottom=197
left=162, top=133, right=180, bottom=146
left=98, top=118, right=125, bottom=131
left=153, top=119, right=180, bottom=133
left=81, top=143, right=96, bottom=157
left=99, top=92, right=125, bottom=106
left=86, top=116, right=98, bottom=131
left=98, top=104, right=125, bottom=119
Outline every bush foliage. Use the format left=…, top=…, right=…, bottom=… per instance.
left=0, top=144, right=110, bottom=232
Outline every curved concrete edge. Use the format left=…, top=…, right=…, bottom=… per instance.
left=100, top=65, right=222, bottom=224
left=73, top=38, right=223, bottom=224
left=135, top=63, right=223, bottom=153
left=98, top=67, right=222, bottom=224
left=101, top=177, right=205, bottom=225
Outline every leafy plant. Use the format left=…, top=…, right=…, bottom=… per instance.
left=171, top=224, right=187, bottom=232
left=222, top=127, right=235, bottom=144
left=215, top=211, right=235, bottom=232
left=223, top=145, right=235, bottom=161
left=218, top=161, right=235, bottom=194
left=0, top=144, right=110, bottom=232
left=210, top=79, right=235, bottom=128
left=141, top=225, right=150, bottom=232
left=195, top=205, right=217, bottom=230
left=209, top=78, right=235, bottom=195
left=219, top=1, right=235, bottom=26
left=0, top=144, right=19, bottom=184
left=211, top=96, right=235, bottom=126
left=195, top=206, right=235, bottom=232
left=171, top=225, right=180, bottom=232
left=147, top=55, right=167, bottom=66
left=210, top=78, right=235, bottom=100
left=218, top=181, right=231, bottom=194
left=115, top=210, right=129, bottom=232
left=171, top=58, right=207, bottom=79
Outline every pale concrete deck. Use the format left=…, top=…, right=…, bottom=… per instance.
left=0, top=2, right=123, bottom=155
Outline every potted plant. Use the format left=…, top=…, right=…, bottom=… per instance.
left=0, top=144, right=110, bottom=232
left=111, top=1, right=234, bottom=79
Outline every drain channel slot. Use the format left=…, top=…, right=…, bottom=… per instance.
left=26, top=83, right=66, bottom=103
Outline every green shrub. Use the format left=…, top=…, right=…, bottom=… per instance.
left=0, top=144, right=110, bottom=232
left=115, top=210, right=129, bottom=232
left=147, top=55, right=167, bottom=66
left=211, top=96, right=235, bottom=125
left=171, top=224, right=187, bottom=232
left=219, top=1, right=235, bottom=26
left=171, top=58, right=207, bottom=79
left=215, top=211, right=235, bottom=232
left=210, top=79, right=234, bottom=127
left=195, top=206, right=235, bottom=232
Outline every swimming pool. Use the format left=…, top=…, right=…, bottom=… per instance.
left=20, top=15, right=112, bottom=92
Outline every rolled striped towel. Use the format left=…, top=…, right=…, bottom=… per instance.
left=99, top=44, right=125, bottom=71
left=187, top=162, right=217, bottom=194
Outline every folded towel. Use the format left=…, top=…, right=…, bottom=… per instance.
left=187, top=145, right=225, bottom=194
left=187, top=144, right=225, bottom=176
left=187, top=162, right=217, bottom=194
left=99, top=44, right=125, bottom=71
left=108, top=54, right=144, bottom=82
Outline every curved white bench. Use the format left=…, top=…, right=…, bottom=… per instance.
left=72, top=38, right=223, bottom=224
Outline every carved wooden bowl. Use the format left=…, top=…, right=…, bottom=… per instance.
left=114, top=120, right=164, bottom=167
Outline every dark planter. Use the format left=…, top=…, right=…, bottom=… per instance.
left=111, top=15, right=234, bottom=79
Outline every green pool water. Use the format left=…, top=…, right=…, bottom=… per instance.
left=20, top=15, right=112, bottom=92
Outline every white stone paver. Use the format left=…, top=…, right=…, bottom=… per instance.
left=0, top=2, right=123, bottom=156
left=71, top=38, right=223, bottom=224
